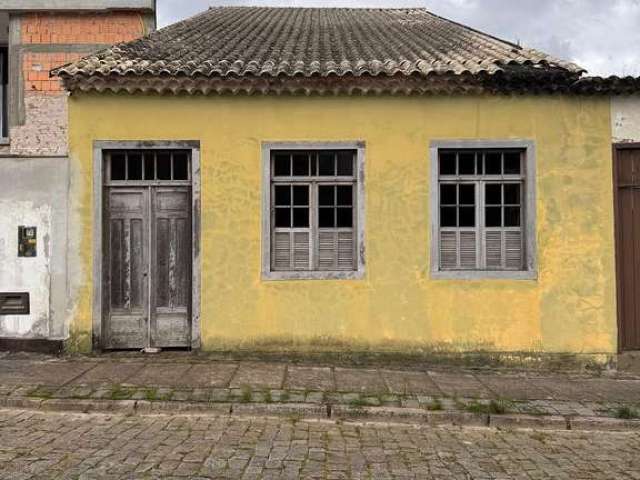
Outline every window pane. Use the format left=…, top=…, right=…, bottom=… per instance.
left=144, top=153, right=155, bottom=180
left=459, top=184, right=475, bottom=205
left=319, top=185, right=335, bottom=206
left=293, top=186, right=309, bottom=206
left=337, top=185, right=352, bottom=206
left=274, top=154, right=291, bottom=176
left=441, top=207, right=457, bottom=227
left=458, top=152, right=475, bottom=175
left=319, top=153, right=335, bottom=176
left=485, top=152, right=502, bottom=175
left=337, top=152, right=354, bottom=176
left=440, top=184, right=457, bottom=205
left=292, top=153, right=310, bottom=176
left=459, top=207, right=475, bottom=227
left=128, top=152, right=143, bottom=180
left=476, top=155, right=483, bottom=175
left=504, top=207, right=521, bottom=227
left=504, top=152, right=521, bottom=174
left=486, top=207, right=502, bottom=227
left=310, top=154, right=317, bottom=176
left=275, top=186, right=291, bottom=206
left=337, top=207, right=353, bottom=228
left=110, top=153, right=126, bottom=180
left=439, top=152, right=456, bottom=175
left=319, top=208, right=334, bottom=228
left=293, top=208, right=309, bottom=227
left=173, top=153, right=189, bottom=180
left=504, top=184, right=521, bottom=205
left=157, top=153, right=171, bottom=180
left=485, top=184, right=502, bottom=205
left=275, top=208, right=291, bottom=227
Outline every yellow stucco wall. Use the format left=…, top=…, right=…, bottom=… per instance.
left=67, top=93, right=617, bottom=354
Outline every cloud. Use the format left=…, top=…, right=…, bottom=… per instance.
left=157, top=0, right=640, bottom=76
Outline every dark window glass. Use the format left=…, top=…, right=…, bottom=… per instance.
left=439, top=152, right=456, bottom=175
left=459, top=184, right=475, bottom=205
left=173, top=153, right=189, bottom=180
left=157, top=153, right=172, bottom=180
left=504, top=184, right=521, bottom=205
left=504, top=152, right=521, bottom=174
left=486, top=207, right=502, bottom=227
left=485, top=184, right=502, bottom=205
left=441, top=207, right=457, bottom=227
left=319, top=208, right=334, bottom=228
left=458, top=152, right=476, bottom=175
left=144, top=153, right=155, bottom=180
left=293, top=208, right=309, bottom=227
left=274, top=154, right=291, bottom=176
left=110, top=153, right=126, bottom=180
left=337, top=152, right=354, bottom=176
left=440, top=184, right=457, bottom=205
left=310, top=155, right=317, bottom=176
left=319, top=153, right=335, bottom=175
left=319, top=186, right=335, bottom=206
left=275, top=208, right=290, bottom=228
left=128, top=152, right=143, bottom=180
left=337, top=186, right=352, bottom=206
left=485, top=152, right=502, bottom=175
left=292, top=153, right=309, bottom=176
left=459, top=207, right=475, bottom=227
left=476, top=155, right=483, bottom=175
left=504, top=207, right=521, bottom=227
left=293, top=186, right=309, bottom=206
left=275, top=186, right=291, bottom=206
left=337, top=208, right=353, bottom=228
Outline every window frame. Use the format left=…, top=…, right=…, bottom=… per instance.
left=0, top=45, right=8, bottom=140
left=262, top=141, right=366, bottom=281
left=430, top=140, right=537, bottom=280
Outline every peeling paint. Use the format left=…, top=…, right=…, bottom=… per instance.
left=68, top=94, right=617, bottom=354
left=612, top=96, right=640, bottom=143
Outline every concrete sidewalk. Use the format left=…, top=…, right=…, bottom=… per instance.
left=1, top=351, right=639, bottom=430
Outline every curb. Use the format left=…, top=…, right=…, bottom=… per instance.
left=1, top=396, right=639, bottom=431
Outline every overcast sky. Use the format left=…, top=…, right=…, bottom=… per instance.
left=157, top=0, right=640, bottom=77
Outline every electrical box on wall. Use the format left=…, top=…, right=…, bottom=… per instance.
left=18, top=226, right=37, bottom=257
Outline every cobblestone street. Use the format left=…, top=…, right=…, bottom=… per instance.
left=0, top=409, right=638, bottom=479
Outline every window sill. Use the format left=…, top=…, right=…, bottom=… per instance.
left=263, top=270, right=365, bottom=281
left=0, top=137, right=9, bottom=146
left=431, top=270, right=537, bottom=281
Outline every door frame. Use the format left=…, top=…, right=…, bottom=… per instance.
left=613, top=142, right=640, bottom=353
left=92, top=140, right=202, bottom=351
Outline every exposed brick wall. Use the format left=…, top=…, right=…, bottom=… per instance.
left=20, top=12, right=146, bottom=45
left=9, top=93, right=68, bottom=156
left=8, top=11, right=148, bottom=157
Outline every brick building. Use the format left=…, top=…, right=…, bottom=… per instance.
left=0, top=1, right=155, bottom=351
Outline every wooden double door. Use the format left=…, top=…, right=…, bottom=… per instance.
left=615, top=144, right=640, bottom=351
left=104, top=186, right=192, bottom=349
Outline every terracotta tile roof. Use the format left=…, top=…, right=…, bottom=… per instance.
left=55, top=7, right=583, bottom=82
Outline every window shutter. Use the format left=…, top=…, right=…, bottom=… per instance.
left=293, top=232, right=311, bottom=270
left=459, top=231, right=477, bottom=269
left=337, top=231, right=355, bottom=270
left=485, top=231, right=502, bottom=268
left=505, top=230, right=523, bottom=269
left=440, top=231, right=458, bottom=269
left=317, top=230, right=355, bottom=270
left=273, top=232, right=292, bottom=270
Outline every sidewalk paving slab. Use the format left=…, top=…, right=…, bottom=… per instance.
left=285, top=366, right=334, bottom=391
left=230, top=362, right=285, bottom=389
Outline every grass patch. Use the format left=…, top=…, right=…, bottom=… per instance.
left=240, top=385, right=252, bottom=404
left=425, top=398, right=443, bottom=411
left=27, top=387, right=55, bottom=399
left=348, top=397, right=369, bottom=409
left=143, top=388, right=158, bottom=402
left=279, top=391, right=290, bottom=403
left=263, top=389, right=273, bottom=404
left=109, top=384, right=132, bottom=401
left=613, top=406, right=639, bottom=420
left=464, top=399, right=512, bottom=415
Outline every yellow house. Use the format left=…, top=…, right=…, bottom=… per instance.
left=54, top=7, right=639, bottom=362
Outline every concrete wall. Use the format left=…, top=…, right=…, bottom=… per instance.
left=68, top=93, right=617, bottom=355
left=0, top=156, right=68, bottom=339
left=612, top=96, right=640, bottom=143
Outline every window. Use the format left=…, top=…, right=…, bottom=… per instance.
left=431, top=141, right=536, bottom=279
left=0, top=46, right=7, bottom=138
left=262, top=144, right=365, bottom=280
left=105, top=150, right=191, bottom=182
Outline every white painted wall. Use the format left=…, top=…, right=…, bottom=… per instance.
left=0, top=201, right=51, bottom=336
left=612, top=96, right=640, bottom=143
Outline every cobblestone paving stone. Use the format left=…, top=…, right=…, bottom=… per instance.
left=1, top=409, right=639, bottom=479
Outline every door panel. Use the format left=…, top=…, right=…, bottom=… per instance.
left=105, top=189, right=149, bottom=349
left=615, top=146, right=640, bottom=351
left=150, top=188, right=191, bottom=348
